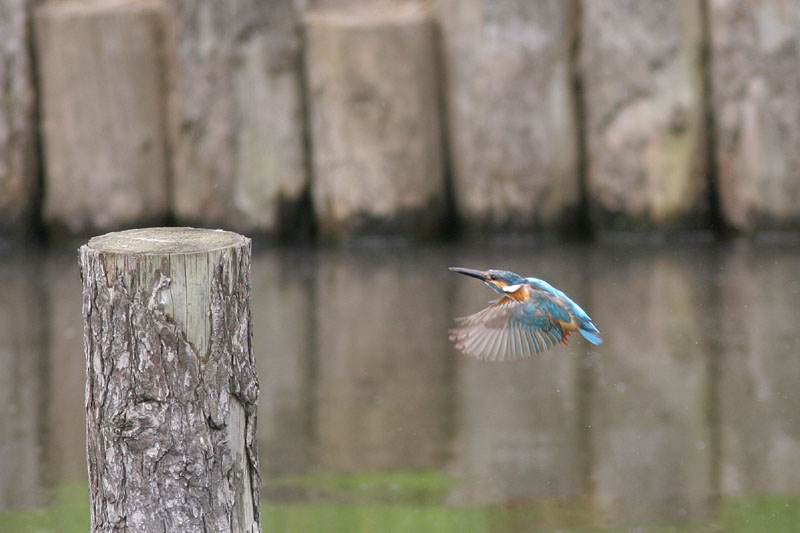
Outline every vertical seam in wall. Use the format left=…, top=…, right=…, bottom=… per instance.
left=157, top=4, right=175, bottom=227
left=27, top=2, right=46, bottom=241
left=293, top=9, right=318, bottom=243
left=432, top=11, right=459, bottom=239
left=570, top=0, right=592, bottom=239
left=699, top=0, right=724, bottom=236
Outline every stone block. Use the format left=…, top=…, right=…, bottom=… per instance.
left=709, top=0, right=800, bottom=232
left=439, top=0, right=581, bottom=233
left=36, top=0, right=170, bottom=235
left=304, top=5, right=446, bottom=240
left=581, top=0, right=708, bottom=231
left=0, top=0, right=38, bottom=239
left=167, top=0, right=308, bottom=237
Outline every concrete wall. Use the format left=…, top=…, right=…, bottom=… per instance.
left=0, top=0, right=38, bottom=239
left=2, top=0, right=800, bottom=240
left=581, top=0, right=709, bottom=231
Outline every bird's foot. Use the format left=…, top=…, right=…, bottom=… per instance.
left=561, top=331, right=570, bottom=345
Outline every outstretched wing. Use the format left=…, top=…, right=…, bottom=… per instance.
left=449, top=294, right=566, bottom=361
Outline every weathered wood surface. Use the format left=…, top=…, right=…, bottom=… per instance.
left=304, top=4, right=446, bottom=239
left=0, top=0, right=38, bottom=238
left=167, top=0, right=308, bottom=236
left=36, top=0, right=169, bottom=235
left=80, top=227, right=260, bottom=533
left=439, top=0, right=581, bottom=233
left=581, top=0, right=708, bottom=231
left=709, top=0, right=800, bottom=232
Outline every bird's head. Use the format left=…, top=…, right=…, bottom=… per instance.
left=449, top=267, right=527, bottom=294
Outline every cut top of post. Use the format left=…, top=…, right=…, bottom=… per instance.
left=303, top=2, right=432, bottom=27
left=81, top=226, right=251, bottom=380
left=86, top=227, right=247, bottom=255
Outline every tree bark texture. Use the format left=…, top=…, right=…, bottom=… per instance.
left=79, top=227, right=260, bottom=533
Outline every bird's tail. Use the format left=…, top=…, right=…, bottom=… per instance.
left=579, top=327, right=603, bottom=345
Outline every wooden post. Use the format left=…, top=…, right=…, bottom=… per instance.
left=581, top=1, right=708, bottom=231
left=709, top=0, right=800, bottom=232
left=0, top=0, right=38, bottom=238
left=79, top=228, right=260, bottom=533
left=168, top=1, right=308, bottom=237
left=439, top=0, right=582, bottom=233
left=36, top=1, right=170, bottom=235
left=304, top=5, right=446, bottom=240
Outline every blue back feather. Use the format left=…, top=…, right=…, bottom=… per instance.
left=526, top=277, right=602, bottom=344
left=579, top=328, right=603, bottom=345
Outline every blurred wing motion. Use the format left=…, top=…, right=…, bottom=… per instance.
left=449, top=293, right=567, bottom=361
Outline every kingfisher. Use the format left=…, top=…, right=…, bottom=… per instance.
left=449, top=267, right=602, bottom=361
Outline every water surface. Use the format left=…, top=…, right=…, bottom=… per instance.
left=2, top=240, right=800, bottom=531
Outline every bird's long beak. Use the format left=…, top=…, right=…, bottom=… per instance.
left=449, top=267, right=489, bottom=281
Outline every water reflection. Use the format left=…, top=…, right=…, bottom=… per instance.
left=2, top=241, right=800, bottom=529
left=41, top=252, right=87, bottom=498
left=718, top=246, right=800, bottom=496
left=251, top=249, right=316, bottom=479
left=0, top=251, right=47, bottom=509
left=0, top=250, right=87, bottom=512
left=588, top=248, right=717, bottom=524
left=311, top=249, right=454, bottom=472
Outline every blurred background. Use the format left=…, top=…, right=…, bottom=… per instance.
left=2, top=0, right=800, bottom=531
left=3, top=0, right=800, bottom=243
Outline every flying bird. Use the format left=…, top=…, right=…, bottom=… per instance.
left=449, top=267, right=602, bottom=361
